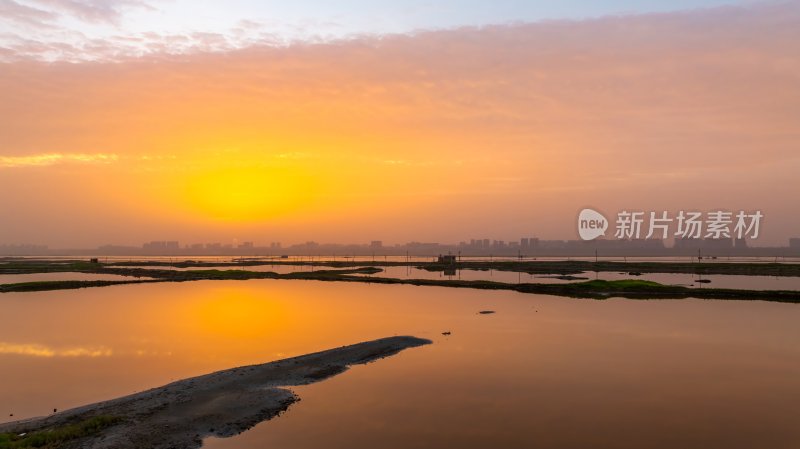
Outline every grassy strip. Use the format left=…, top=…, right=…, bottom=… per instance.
left=0, top=280, right=157, bottom=293
left=0, top=267, right=382, bottom=292
left=0, top=416, right=121, bottom=449
left=90, top=266, right=381, bottom=280
left=0, top=261, right=101, bottom=275
left=417, top=260, right=800, bottom=277
left=299, top=276, right=800, bottom=303
left=4, top=259, right=800, bottom=277
left=100, top=260, right=800, bottom=277
left=2, top=270, right=797, bottom=303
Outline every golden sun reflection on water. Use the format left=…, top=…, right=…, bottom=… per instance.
left=2, top=280, right=800, bottom=449
left=181, top=288, right=290, bottom=339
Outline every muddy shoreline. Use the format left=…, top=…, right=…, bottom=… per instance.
left=0, top=336, right=431, bottom=449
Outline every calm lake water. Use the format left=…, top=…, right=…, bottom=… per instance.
left=101, top=264, right=800, bottom=290
left=0, top=272, right=154, bottom=284
left=1, top=280, right=798, bottom=448
left=352, top=266, right=800, bottom=290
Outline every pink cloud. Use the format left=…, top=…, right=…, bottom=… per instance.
left=29, top=0, right=154, bottom=24
left=0, top=0, right=58, bottom=28
left=0, top=2, right=798, bottom=244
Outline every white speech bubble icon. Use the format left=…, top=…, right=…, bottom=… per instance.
left=578, top=208, right=608, bottom=241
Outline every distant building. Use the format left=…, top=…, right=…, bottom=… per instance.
left=147, top=241, right=176, bottom=253
left=370, top=240, right=383, bottom=248
left=519, top=237, right=539, bottom=251
left=142, top=241, right=179, bottom=252
left=437, top=254, right=456, bottom=264
left=790, top=238, right=800, bottom=249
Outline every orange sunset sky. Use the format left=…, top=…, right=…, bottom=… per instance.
left=1, top=1, right=798, bottom=247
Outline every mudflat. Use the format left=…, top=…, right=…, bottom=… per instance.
left=0, top=336, right=431, bottom=449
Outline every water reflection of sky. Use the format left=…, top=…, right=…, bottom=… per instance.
left=100, top=264, right=800, bottom=290
left=1, top=280, right=799, bottom=449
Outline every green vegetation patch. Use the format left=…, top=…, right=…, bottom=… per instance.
left=573, top=279, right=665, bottom=290
left=0, top=416, right=121, bottom=449
left=0, top=261, right=100, bottom=274
left=0, top=280, right=149, bottom=293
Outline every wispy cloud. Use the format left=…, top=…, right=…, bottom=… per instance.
left=31, top=0, right=155, bottom=24
left=3, top=0, right=155, bottom=25
left=0, top=0, right=158, bottom=61
left=0, top=153, right=118, bottom=168
left=0, top=342, right=113, bottom=357
left=0, top=0, right=58, bottom=28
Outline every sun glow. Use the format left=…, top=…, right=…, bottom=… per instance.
left=180, top=165, right=320, bottom=221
